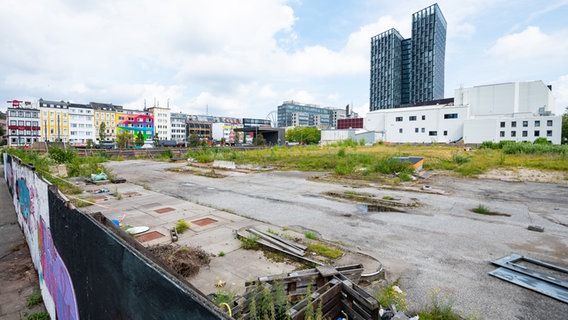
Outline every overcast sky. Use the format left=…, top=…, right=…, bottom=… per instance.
left=1, top=0, right=567, bottom=118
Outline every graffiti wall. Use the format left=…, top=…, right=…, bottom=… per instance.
left=3, top=153, right=225, bottom=319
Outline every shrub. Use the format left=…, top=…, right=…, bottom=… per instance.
left=48, top=145, right=77, bottom=163
left=451, top=152, right=471, bottom=165
left=175, top=220, right=191, bottom=234
left=334, top=160, right=354, bottom=175
left=371, top=156, right=414, bottom=175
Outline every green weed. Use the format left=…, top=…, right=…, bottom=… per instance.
left=304, top=231, right=318, bottom=240
left=376, top=282, right=407, bottom=311
left=239, top=235, right=260, bottom=249
left=26, top=289, right=43, bottom=307
left=175, top=220, right=191, bottom=234
left=307, top=243, right=343, bottom=259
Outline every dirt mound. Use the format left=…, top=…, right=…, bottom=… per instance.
left=148, top=244, right=210, bottom=278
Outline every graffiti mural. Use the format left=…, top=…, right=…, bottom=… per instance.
left=4, top=153, right=222, bottom=319
left=39, top=218, right=79, bottom=319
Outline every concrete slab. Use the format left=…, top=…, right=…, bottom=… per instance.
left=190, top=249, right=299, bottom=296
left=183, top=227, right=241, bottom=255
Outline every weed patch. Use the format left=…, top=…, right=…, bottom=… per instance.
left=239, top=234, right=260, bottom=249
left=307, top=243, right=343, bottom=259
left=471, top=204, right=510, bottom=217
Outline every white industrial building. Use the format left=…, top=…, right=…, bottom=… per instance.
left=323, top=80, right=562, bottom=145
left=457, top=81, right=560, bottom=144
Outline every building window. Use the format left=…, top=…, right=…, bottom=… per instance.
left=500, top=122, right=505, bottom=128
left=429, top=131, right=437, bottom=136
left=399, top=128, right=403, bottom=133
left=415, top=128, right=419, bottom=133
left=535, top=120, right=540, bottom=127
left=511, top=121, right=516, bottom=127
left=444, top=113, right=458, bottom=119
left=522, top=131, right=528, bottom=137
left=409, top=116, right=417, bottom=121
left=443, top=130, right=448, bottom=136
left=421, top=128, right=425, bottom=133
left=395, top=117, right=403, bottom=122
left=511, top=131, right=516, bottom=137
left=547, top=120, right=553, bottom=126
left=500, top=131, right=505, bottom=137
left=547, top=130, right=552, bottom=137
left=523, top=121, right=528, bottom=127
left=534, top=130, right=540, bottom=137
left=422, top=115, right=426, bottom=120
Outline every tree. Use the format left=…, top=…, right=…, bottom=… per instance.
left=562, top=107, right=568, bottom=144
left=253, top=133, right=266, bottom=146
left=116, top=130, right=134, bottom=148
left=285, top=127, right=321, bottom=144
left=153, top=132, right=160, bottom=147
left=135, top=131, right=145, bottom=147
left=188, top=133, right=200, bottom=147
left=99, top=122, right=106, bottom=143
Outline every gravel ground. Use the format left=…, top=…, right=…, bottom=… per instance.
left=106, top=160, right=568, bottom=320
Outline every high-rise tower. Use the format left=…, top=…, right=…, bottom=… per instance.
left=370, top=3, right=446, bottom=111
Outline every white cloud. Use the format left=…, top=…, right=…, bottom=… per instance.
left=487, top=26, right=568, bottom=61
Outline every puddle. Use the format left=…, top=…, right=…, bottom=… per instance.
left=358, top=204, right=405, bottom=213
left=303, top=194, right=323, bottom=198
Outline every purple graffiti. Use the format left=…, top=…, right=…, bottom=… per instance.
left=39, top=218, right=79, bottom=319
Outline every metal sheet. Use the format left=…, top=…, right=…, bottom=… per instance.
left=489, top=267, right=568, bottom=304
left=491, top=253, right=568, bottom=290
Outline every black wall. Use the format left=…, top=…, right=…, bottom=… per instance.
left=48, top=190, right=227, bottom=319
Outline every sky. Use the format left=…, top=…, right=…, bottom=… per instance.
left=1, top=0, right=567, bottom=119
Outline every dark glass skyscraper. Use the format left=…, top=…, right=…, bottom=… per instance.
left=370, top=4, right=446, bottom=111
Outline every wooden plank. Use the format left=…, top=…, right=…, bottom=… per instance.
left=341, top=299, right=367, bottom=320
left=351, top=300, right=372, bottom=320
left=317, top=265, right=339, bottom=277
left=341, top=281, right=379, bottom=310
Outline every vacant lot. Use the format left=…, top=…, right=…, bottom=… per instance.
left=106, top=159, right=568, bottom=320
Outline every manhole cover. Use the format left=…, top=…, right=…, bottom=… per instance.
left=136, top=231, right=165, bottom=242
left=154, top=207, right=175, bottom=214
left=192, top=217, right=218, bottom=226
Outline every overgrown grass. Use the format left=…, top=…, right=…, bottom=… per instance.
left=307, top=243, right=343, bottom=259
left=239, top=234, right=260, bottom=249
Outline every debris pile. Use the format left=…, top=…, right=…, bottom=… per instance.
left=147, top=244, right=210, bottom=278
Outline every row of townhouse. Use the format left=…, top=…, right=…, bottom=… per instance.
left=5, top=99, right=271, bottom=147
